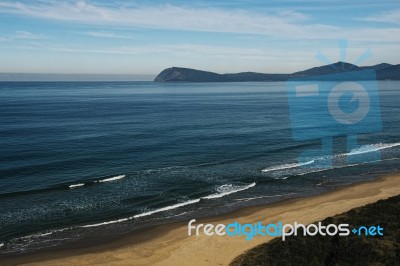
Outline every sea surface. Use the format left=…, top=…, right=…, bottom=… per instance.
left=0, top=81, right=399, bottom=254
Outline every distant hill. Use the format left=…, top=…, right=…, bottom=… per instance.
left=361, top=63, right=393, bottom=71
left=154, top=67, right=289, bottom=82
left=154, top=62, right=400, bottom=82
left=376, top=64, right=400, bottom=80
left=292, top=61, right=360, bottom=77
left=154, top=67, right=223, bottom=82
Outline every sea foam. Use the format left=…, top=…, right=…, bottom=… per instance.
left=97, top=174, right=126, bottom=183
left=262, top=160, right=314, bottom=173
left=346, top=142, right=400, bottom=156
left=202, top=182, right=256, bottom=199
left=80, top=182, right=256, bottom=227
left=69, top=183, right=85, bottom=189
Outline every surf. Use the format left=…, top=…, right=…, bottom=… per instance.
left=96, top=174, right=126, bottom=183
left=202, top=182, right=256, bottom=199
left=69, top=183, right=85, bottom=189
left=80, top=182, right=256, bottom=228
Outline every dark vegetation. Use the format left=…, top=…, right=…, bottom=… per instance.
left=230, top=195, right=400, bottom=266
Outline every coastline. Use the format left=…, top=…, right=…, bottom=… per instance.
left=2, top=173, right=400, bottom=266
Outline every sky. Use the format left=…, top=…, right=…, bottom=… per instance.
left=0, top=0, right=399, bottom=77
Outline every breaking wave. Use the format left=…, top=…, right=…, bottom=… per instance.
left=81, top=182, right=256, bottom=228
left=96, top=174, right=126, bottom=183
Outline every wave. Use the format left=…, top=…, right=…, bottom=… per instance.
left=346, top=142, right=400, bottom=156
left=133, top=198, right=201, bottom=218
left=277, top=161, right=369, bottom=179
left=13, top=181, right=257, bottom=237
left=274, top=176, right=289, bottom=180
left=262, top=160, right=314, bottom=173
left=235, top=192, right=297, bottom=202
left=279, top=157, right=400, bottom=180
left=18, top=228, right=69, bottom=239
left=0, top=243, right=3, bottom=248
left=96, top=174, right=126, bottom=183
left=69, top=183, right=85, bottom=189
left=81, top=217, right=131, bottom=228
left=202, top=182, right=256, bottom=199
left=0, top=173, right=127, bottom=198
left=82, top=199, right=201, bottom=228
left=81, top=182, right=256, bottom=227
left=262, top=142, right=400, bottom=176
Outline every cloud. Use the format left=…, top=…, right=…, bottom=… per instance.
left=14, top=31, right=45, bottom=39
left=0, top=1, right=398, bottom=42
left=360, top=9, right=400, bottom=25
left=2, top=39, right=399, bottom=74
left=82, top=31, right=138, bottom=39
left=1, top=41, right=314, bottom=63
left=6, top=41, right=391, bottom=67
left=0, top=1, right=349, bottom=39
left=0, top=1, right=399, bottom=74
left=0, top=30, right=45, bottom=42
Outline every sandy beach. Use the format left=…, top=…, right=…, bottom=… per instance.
left=3, top=173, right=400, bottom=266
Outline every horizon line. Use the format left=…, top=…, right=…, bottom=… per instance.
left=0, top=61, right=397, bottom=82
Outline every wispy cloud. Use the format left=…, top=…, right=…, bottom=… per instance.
left=0, top=1, right=398, bottom=42
left=82, top=31, right=138, bottom=39
left=0, top=1, right=309, bottom=36
left=0, top=30, right=45, bottom=42
left=1, top=41, right=387, bottom=65
left=0, top=41, right=319, bottom=66
left=0, top=1, right=348, bottom=39
left=0, top=1, right=399, bottom=74
left=14, top=30, right=45, bottom=39
left=4, top=42, right=277, bottom=58
left=360, top=9, right=400, bottom=25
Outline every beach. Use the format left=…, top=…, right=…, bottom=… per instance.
left=2, top=172, right=399, bottom=266
left=1, top=1, right=399, bottom=265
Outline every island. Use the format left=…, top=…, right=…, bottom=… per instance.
left=154, top=62, right=400, bottom=82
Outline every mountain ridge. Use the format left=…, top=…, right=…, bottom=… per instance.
left=154, top=62, right=398, bottom=82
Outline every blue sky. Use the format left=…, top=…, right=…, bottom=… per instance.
left=0, top=0, right=399, bottom=76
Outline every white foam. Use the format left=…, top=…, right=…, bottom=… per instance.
left=36, top=231, right=55, bottom=237
left=346, top=142, right=400, bottom=156
left=202, top=182, right=256, bottom=199
left=135, top=182, right=256, bottom=217
left=296, top=157, right=399, bottom=177
left=296, top=168, right=330, bottom=176
left=262, top=142, right=400, bottom=177
left=18, top=228, right=70, bottom=240
left=235, top=192, right=297, bottom=202
left=97, top=174, right=125, bottom=183
left=133, top=199, right=201, bottom=218
left=0, top=243, right=4, bottom=248
left=262, top=160, right=314, bottom=173
left=81, top=200, right=201, bottom=228
left=80, top=182, right=256, bottom=227
left=69, top=183, right=85, bottom=189
left=81, top=217, right=130, bottom=228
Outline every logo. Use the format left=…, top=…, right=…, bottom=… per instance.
left=287, top=40, right=382, bottom=168
left=327, top=81, right=370, bottom=125
left=188, top=219, right=384, bottom=241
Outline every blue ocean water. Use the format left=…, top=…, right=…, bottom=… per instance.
left=0, top=81, right=399, bottom=254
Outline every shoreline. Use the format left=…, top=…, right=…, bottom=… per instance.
left=2, top=173, right=400, bottom=266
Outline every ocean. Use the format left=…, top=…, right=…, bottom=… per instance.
left=0, top=81, right=399, bottom=254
